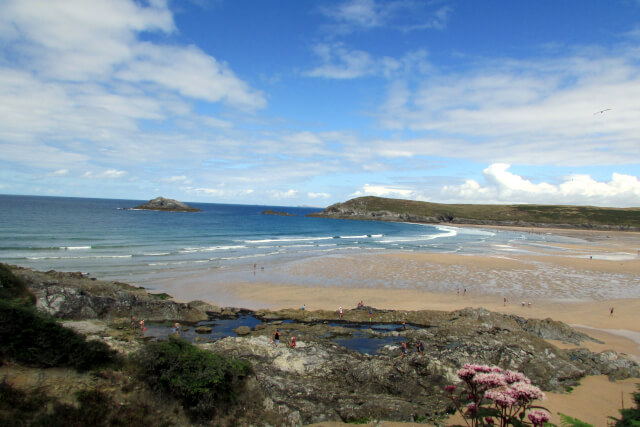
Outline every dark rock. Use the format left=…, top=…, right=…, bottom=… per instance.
left=9, top=266, right=213, bottom=322
left=195, top=326, right=212, bottom=334
left=131, top=197, right=201, bottom=212
left=234, top=326, right=252, bottom=336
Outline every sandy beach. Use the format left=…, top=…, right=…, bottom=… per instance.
left=151, top=226, right=640, bottom=426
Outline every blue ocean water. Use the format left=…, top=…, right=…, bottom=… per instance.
left=0, top=194, right=580, bottom=287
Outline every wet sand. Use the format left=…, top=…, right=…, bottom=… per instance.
left=149, top=226, right=640, bottom=425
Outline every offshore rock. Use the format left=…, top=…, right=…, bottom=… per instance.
left=131, top=197, right=201, bottom=212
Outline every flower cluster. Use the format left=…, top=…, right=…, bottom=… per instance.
left=448, top=364, right=550, bottom=426
left=527, top=409, right=551, bottom=426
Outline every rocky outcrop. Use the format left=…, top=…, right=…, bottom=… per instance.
left=199, top=306, right=640, bottom=424
left=8, top=266, right=219, bottom=322
left=131, top=197, right=201, bottom=212
left=8, top=264, right=639, bottom=425
left=309, top=196, right=640, bottom=231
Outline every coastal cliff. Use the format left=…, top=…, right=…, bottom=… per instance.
left=309, top=196, right=640, bottom=231
left=132, top=197, right=201, bottom=212
left=2, top=263, right=639, bottom=425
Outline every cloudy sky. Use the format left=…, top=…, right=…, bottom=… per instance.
left=1, top=0, right=640, bottom=207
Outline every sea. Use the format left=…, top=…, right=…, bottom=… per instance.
left=0, top=194, right=587, bottom=290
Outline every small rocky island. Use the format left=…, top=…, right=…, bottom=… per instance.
left=131, top=197, right=201, bottom=212
left=261, top=209, right=294, bottom=216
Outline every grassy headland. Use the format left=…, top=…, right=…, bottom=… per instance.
left=309, top=196, right=640, bottom=230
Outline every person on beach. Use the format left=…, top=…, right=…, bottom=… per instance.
left=130, top=315, right=136, bottom=328
left=401, top=342, right=408, bottom=358
left=401, top=320, right=406, bottom=330
left=273, top=328, right=280, bottom=347
left=504, top=297, right=507, bottom=306
left=416, top=340, right=425, bottom=355
left=610, top=307, right=614, bottom=317
left=139, top=319, right=146, bottom=333
left=302, top=303, right=306, bottom=311
left=368, top=309, right=373, bottom=323
left=463, top=288, right=467, bottom=296
left=172, top=322, right=181, bottom=335
left=339, top=306, right=343, bottom=320
left=290, top=336, right=297, bottom=348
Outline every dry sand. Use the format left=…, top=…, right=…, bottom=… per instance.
left=152, top=226, right=640, bottom=425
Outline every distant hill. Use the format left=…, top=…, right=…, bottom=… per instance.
left=308, top=196, right=640, bottom=231
left=131, top=197, right=201, bottom=212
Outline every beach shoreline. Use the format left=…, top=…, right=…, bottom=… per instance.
left=145, top=224, right=640, bottom=426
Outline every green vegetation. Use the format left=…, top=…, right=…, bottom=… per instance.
left=318, top=196, right=640, bottom=228
left=0, top=264, right=36, bottom=305
left=135, top=335, right=252, bottom=422
left=150, top=292, right=173, bottom=300
left=1, top=264, right=117, bottom=371
left=559, top=412, right=594, bottom=426
left=0, top=299, right=117, bottom=371
left=610, top=384, right=640, bottom=426
left=0, top=380, right=173, bottom=427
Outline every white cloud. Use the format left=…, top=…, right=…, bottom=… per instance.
left=185, top=187, right=254, bottom=198
left=378, top=48, right=640, bottom=166
left=0, top=0, right=266, bottom=177
left=306, top=44, right=430, bottom=80
left=271, top=189, right=299, bottom=199
left=308, top=192, right=331, bottom=199
left=118, top=43, right=265, bottom=110
left=306, top=43, right=374, bottom=79
left=164, top=175, right=192, bottom=184
left=319, top=0, right=452, bottom=34
left=83, top=169, right=127, bottom=179
left=351, top=184, right=415, bottom=198
left=50, top=169, right=69, bottom=176
left=440, top=164, right=640, bottom=207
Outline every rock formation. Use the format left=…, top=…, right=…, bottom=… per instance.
left=131, top=197, right=201, bottom=212
left=6, top=264, right=640, bottom=425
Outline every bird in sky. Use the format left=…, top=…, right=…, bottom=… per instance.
left=594, top=108, right=612, bottom=115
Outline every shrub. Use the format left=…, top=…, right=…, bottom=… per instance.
left=0, top=299, right=117, bottom=370
left=135, top=336, right=251, bottom=422
left=0, top=264, right=36, bottom=305
left=611, top=384, right=640, bottom=426
left=0, top=380, right=172, bottom=427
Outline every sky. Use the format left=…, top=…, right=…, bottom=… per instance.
left=1, top=0, right=640, bottom=208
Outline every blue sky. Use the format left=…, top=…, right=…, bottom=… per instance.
left=1, top=0, right=640, bottom=207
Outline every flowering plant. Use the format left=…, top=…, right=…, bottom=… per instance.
left=445, top=364, right=551, bottom=427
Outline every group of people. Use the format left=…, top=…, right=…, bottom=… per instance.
left=400, top=340, right=425, bottom=357
left=271, top=328, right=297, bottom=348
left=131, top=316, right=146, bottom=333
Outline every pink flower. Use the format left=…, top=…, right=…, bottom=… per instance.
left=457, top=366, right=476, bottom=381
left=472, top=372, right=507, bottom=388
left=465, top=402, right=478, bottom=415
left=469, top=364, right=492, bottom=373
left=510, top=382, right=544, bottom=402
left=485, top=417, right=495, bottom=425
left=527, top=409, right=550, bottom=426
left=445, top=385, right=456, bottom=393
left=504, top=370, right=530, bottom=384
left=485, top=389, right=517, bottom=407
